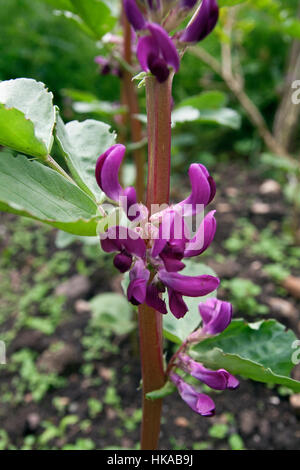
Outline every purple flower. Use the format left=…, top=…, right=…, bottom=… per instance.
left=158, top=270, right=220, bottom=318
left=123, top=0, right=147, bottom=31
left=199, top=298, right=233, bottom=335
left=180, top=0, right=219, bottom=43
left=95, top=144, right=140, bottom=221
left=178, top=353, right=239, bottom=390
left=137, top=23, right=180, bottom=83
left=175, top=163, right=216, bottom=217
left=170, top=372, right=215, bottom=416
left=101, top=226, right=146, bottom=273
left=127, top=259, right=150, bottom=305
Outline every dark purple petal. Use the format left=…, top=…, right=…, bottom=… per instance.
left=137, top=36, right=159, bottom=72
left=146, top=284, right=168, bottom=314
left=127, top=260, right=150, bottom=305
left=113, top=252, right=132, bottom=273
left=96, top=145, right=139, bottom=218
left=128, top=278, right=147, bottom=305
left=170, top=373, right=215, bottom=416
left=123, top=0, right=147, bottom=31
left=95, top=144, right=125, bottom=201
left=160, top=250, right=186, bottom=272
left=176, top=164, right=215, bottom=217
left=100, top=226, right=146, bottom=259
left=180, top=0, right=219, bottom=43
left=122, top=186, right=140, bottom=221
left=148, top=23, right=180, bottom=72
left=199, top=298, right=232, bottom=335
left=168, top=288, right=188, bottom=318
left=159, top=270, right=220, bottom=297
left=148, top=56, right=170, bottom=83
left=184, top=210, right=217, bottom=257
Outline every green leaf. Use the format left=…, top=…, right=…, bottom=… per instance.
left=39, top=0, right=76, bottom=11
left=0, top=79, right=56, bottom=159
left=163, top=261, right=218, bottom=344
left=55, top=115, right=116, bottom=200
left=178, top=91, right=227, bottom=110
left=0, top=151, right=98, bottom=236
left=146, top=382, right=176, bottom=401
left=89, top=293, right=134, bottom=336
left=70, top=0, right=118, bottom=40
left=191, top=319, right=300, bottom=392
left=218, top=0, right=248, bottom=7
left=172, top=107, right=241, bottom=129
left=63, top=89, right=127, bottom=117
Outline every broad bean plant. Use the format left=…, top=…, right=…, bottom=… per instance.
left=0, top=0, right=299, bottom=450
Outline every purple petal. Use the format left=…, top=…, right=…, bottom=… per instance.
left=226, top=373, right=240, bottom=390
left=180, top=0, right=219, bottom=43
left=128, top=278, right=147, bottom=305
left=176, top=164, right=216, bottom=217
left=199, top=298, right=232, bottom=335
left=168, top=288, right=188, bottom=318
left=136, top=36, right=159, bottom=72
left=179, top=354, right=238, bottom=390
left=159, top=270, right=220, bottom=297
left=160, top=250, right=186, bottom=272
left=170, top=373, right=215, bottom=416
left=148, top=23, right=180, bottom=72
left=123, top=0, right=147, bottom=31
left=184, top=210, right=217, bottom=257
left=122, top=186, right=140, bottom=221
left=148, top=56, right=170, bottom=83
left=95, top=144, right=125, bottom=202
left=146, top=284, right=168, bottom=314
left=127, top=260, right=150, bottom=305
left=113, top=252, right=132, bottom=273
left=100, top=226, right=146, bottom=258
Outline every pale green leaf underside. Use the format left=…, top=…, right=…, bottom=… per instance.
left=0, top=78, right=56, bottom=158
left=163, top=261, right=218, bottom=344
left=172, top=107, right=241, bottom=129
left=192, top=319, right=300, bottom=392
left=0, top=152, right=98, bottom=236
left=55, top=116, right=116, bottom=200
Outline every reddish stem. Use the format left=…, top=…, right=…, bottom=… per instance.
left=138, top=74, right=173, bottom=450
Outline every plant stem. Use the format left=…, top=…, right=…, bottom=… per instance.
left=46, top=155, right=75, bottom=184
left=138, top=74, right=173, bottom=450
left=122, top=12, right=145, bottom=202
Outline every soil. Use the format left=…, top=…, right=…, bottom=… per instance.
left=0, top=161, right=299, bottom=450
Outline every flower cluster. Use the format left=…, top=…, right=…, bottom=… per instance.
left=124, top=0, right=219, bottom=82
left=169, top=298, right=239, bottom=416
left=95, top=143, right=219, bottom=319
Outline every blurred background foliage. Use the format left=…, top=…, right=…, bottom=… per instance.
left=1, top=0, right=300, bottom=165
left=0, top=0, right=300, bottom=451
